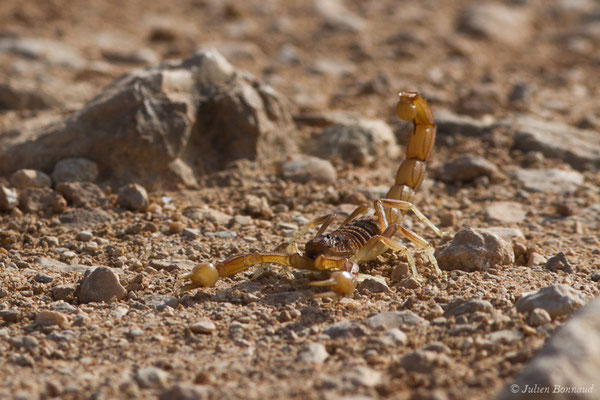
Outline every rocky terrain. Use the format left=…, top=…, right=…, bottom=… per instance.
left=1, top=0, right=599, bottom=399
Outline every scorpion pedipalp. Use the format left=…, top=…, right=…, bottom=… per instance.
left=181, top=263, right=219, bottom=291
left=310, top=260, right=359, bottom=297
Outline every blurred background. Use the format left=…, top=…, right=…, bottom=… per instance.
left=1, top=0, right=599, bottom=127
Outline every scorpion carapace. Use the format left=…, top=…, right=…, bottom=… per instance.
left=182, top=92, right=443, bottom=297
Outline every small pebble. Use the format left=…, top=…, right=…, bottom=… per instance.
left=439, top=210, right=457, bottom=227
left=297, top=342, right=329, bottom=364
left=391, top=262, right=410, bottom=282
left=33, top=273, right=54, bottom=283
left=117, top=183, right=149, bottom=211
left=280, top=155, right=337, bottom=184
left=278, top=222, right=298, bottom=231
left=84, top=241, right=99, bottom=251
left=398, top=277, right=420, bottom=289
left=52, top=285, right=76, bottom=301
left=435, top=228, right=514, bottom=271
left=169, top=221, right=184, bottom=234
left=439, top=155, right=501, bottom=183
left=381, top=328, right=408, bottom=346
left=35, top=310, right=68, bottom=327
left=242, top=293, right=259, bottom=304
left=0, top=185, right=19, bottom=210
left=364, top=311, right=427, bottom=331
left=529, top=308, right=551, bottom=326
left=485, top=201, right=526, bottom=223
left=397, top=350, right=453, bottom=373
left=189, top=319, right=216, bottom=334
left=76, top=231, right=93, bottom=242
left=232, top=215, right=252, bottom=226
left=182, top=228, right=200, bottom=239
left=79, top=267, right=127, bottom=303
left=10, top=169, right=52, bottom=188
left=134, top=367, right=169, bottom=389
left=0, top=309, right=20, bottom=323
left=515, top=284, right=586, bottom=318
left=545, top=252, right=574, bottom=273
left=527, top=252, right=547, bottom=268
left=62, top=251, right=77, bottom=260
left=211, top=231, right=237, bottom=239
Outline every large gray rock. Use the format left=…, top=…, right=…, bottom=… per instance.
left=0, top=50, right=296, bottom=189
left=458, top=4, right=532, bottom=46
left=0, top=37, right=86, bottom=69
left=509, top=167, right=584, bottom=193
left=515, top=284, right=586, bottom=319
left=280, top=155, right=337, bottom=184
left=364, top=311, right=428, bottom=331
left=314, top=0, right=365, bottom=32
left=439, top=154, right=502, bottom=183
left=496, top=299, right=600, bottom=400
left=435, top=228, right=514, bottom=272
left=309, top=115, right=399, bottom=166
left=513, top=115, right=600, bottom=170
left=78, top=266, right=126, bottom=303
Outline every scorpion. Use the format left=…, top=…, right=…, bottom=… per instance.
left=182, top=92, right=443, bottom=297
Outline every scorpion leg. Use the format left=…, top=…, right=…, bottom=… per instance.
left=350, top=224, right=422, bottom=281
left=338, top=200, right=388, bottom=233
left=292, top=214, right=336, bottom=242
left=379, top=198, right=443, bottom=237
left=396, top=225, right=442, bottom=276
left=337, top=202, right=371, bottom=228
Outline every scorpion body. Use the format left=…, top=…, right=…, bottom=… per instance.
left=182, top=92, right=442, bottom=296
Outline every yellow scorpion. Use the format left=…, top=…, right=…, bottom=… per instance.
left=183, top=92, right=442, bottom=297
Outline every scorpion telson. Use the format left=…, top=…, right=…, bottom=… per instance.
left=182, top=92, right=444, bottom=297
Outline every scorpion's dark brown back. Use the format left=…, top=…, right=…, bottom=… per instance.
left=305, top=218, right=379, bottom=259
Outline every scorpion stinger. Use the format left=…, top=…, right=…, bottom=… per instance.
left=181, top=91, right=443, bottom=297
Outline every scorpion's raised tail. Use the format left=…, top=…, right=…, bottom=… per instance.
left=384, top=92, right=436, bottom=222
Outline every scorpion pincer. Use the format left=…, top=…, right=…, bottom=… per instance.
left=182, top=92, right=443, bottom=297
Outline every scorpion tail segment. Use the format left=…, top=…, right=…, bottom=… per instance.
left=386, top=92, right=437, bottom=220
left=181, top=263, right=219, bottom=291
left=397, top=91, right=434, bottom=125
